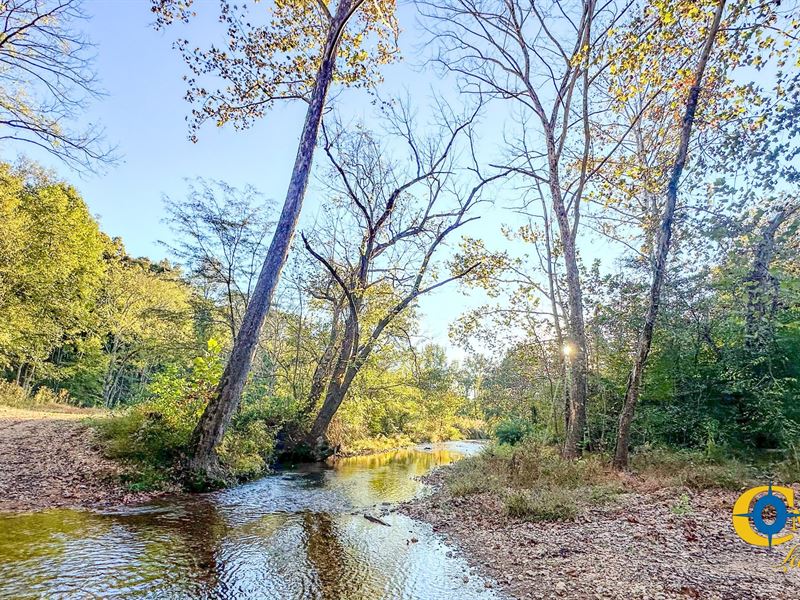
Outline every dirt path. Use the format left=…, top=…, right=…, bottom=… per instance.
left=401, top=468, right=800, bottom=600
left=0, top=405, right=143, bottom=512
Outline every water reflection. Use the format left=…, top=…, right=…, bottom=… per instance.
left=0, top=442, right=499, bottom=599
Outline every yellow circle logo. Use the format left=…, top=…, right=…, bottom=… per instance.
left=732, top=484, right=799, bottom=547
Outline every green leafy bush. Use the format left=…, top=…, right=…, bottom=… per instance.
left=494, top=417, right=534, bottom=445
left=0, top=380, right=29, bottom=406
left=0, top=380, right=72, bottom=408
left=94, top=339, right=280, bottom=489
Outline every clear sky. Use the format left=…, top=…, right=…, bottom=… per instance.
left=0, top=0, right=601, bottom=360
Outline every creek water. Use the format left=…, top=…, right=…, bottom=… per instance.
left=0, top=441, right=502, bottom=599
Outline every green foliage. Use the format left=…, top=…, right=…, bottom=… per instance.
left=95, top=340, right=285, bottom=487
left=494, top=417, right=535, bottom=445
left=670, top=493, right=693, bottom=516
left=0, top=163, right=107, bottom=375
left=329, top=343, right=474, bottom=451
left=0, top=162, right=198, bottom=408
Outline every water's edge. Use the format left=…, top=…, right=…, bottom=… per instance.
left=0, top=441, right=503, bottom=600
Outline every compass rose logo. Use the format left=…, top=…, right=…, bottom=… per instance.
left=732, top=484, right=800, bottom=548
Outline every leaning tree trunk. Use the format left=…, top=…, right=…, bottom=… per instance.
left=303, top=300, right=344, bottom=419
left=304, top=309, right=360, bottom=458
left=185, top=2, right=352, bottom=481
left=306, top=362, right=360, bottom=457
left=613, top=0, right=727, bottom=471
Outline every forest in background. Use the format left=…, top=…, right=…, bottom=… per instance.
left=0, top=160, right=483, bottom=480
left=0, top=0, right=799, bottom=490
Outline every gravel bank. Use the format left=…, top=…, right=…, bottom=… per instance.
left=400, top=466, right=800, bottom=599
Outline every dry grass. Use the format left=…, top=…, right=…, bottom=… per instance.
left=0, top=404, right=102, bottom=420
left=440, top=440, right=761, bottom=523
left=503, top=487, right=580, bottom=521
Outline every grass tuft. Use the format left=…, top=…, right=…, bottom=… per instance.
left=504, top=487, right=579, bottom=522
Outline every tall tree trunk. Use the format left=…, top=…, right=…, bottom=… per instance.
left=744, top=204, right=796, bottom=355
left=558, top=220, right=589, bottom=459
left=552, top=1, right=593, bottom=459
left=185, top=1, right=352, bottom=480
left=613, top=0, right=726, bottom=470
left=543, top=123, right=588, bottom=458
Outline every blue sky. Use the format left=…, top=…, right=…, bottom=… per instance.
left=2, top=0, right=527, bottom=358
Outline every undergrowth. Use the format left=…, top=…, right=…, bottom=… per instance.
left=92, top=342, right=283, bottom=491
left=441, top=438, right=777, bottom=523
left=0, top=380, right=74, bottom=410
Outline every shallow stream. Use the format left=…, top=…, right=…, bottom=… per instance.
left=0, top=441, right=501, bottom=599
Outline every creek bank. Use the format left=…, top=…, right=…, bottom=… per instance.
left=0, top=406, right=161, bottom=512
left=399, top=465, right=800, bottom=599
left=0, top=441, right=504, bottom=599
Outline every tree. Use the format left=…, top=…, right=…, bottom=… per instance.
left=0, top=161, right=106, bottom=385
left=97, top=248, right=195, bottom=407
left=162, top=179, right=273, bottom=343
left=612, top=0, right=800, bottom=469
left=298, top=104, right=504, bottom=457
left=450, top=221, right=571, bottom=437
left=0, top=0, right=112, bottom=170
left=743, top=201, right=799, bottom=357
left=422, top=0, right=665, bottom=456
left=152, top=0, right=399, bottom=478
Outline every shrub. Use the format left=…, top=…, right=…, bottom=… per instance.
left=0, top=380, right=28, bottom=406
left=448, top=469, right=500, bottom=496
left=494, top=417, right=534, bottom=445
left=217, top=398, right=286, bottom=478
left=94, top=340, right=280, bottom=488
left=587, top=483, right=624, bottom=504
left=0, top=380, right=72, bottom=408
left=31, top=386, right=71, bottom=405
left=630, top=447, right=755, bottom=490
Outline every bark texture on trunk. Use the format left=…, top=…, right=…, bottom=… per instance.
left=542, top=118, right=588, bottom=459
left=744, top=204, right=797, bottom=356
left=613, top=0, right=726, bottom=470
left=304, top=295, right=360, bottom=458
left=558, top=214, right=589, bottom=459
left=185, top=1, right=353, bottom=482
left=303, top=300, right=343, bottom=418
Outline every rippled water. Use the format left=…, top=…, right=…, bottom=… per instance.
left=0, top=441, right=501, bottom=599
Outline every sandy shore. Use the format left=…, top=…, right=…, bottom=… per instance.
left=399, top=466, right=800, bottom=599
